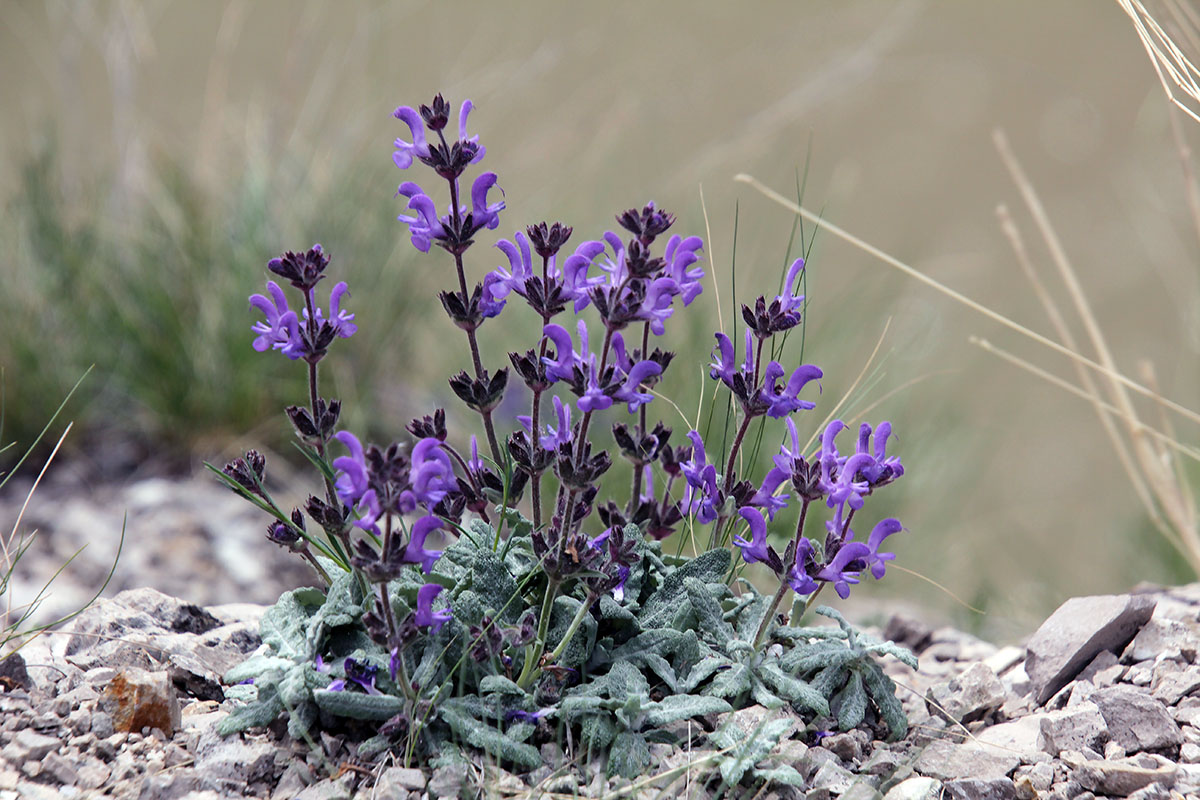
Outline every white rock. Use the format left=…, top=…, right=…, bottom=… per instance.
left=883, top=776, right=941, bottom=800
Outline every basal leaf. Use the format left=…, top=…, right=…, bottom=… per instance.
left=758, top=661, right=829, bottom=717
left=834, top=669, right=867, bottom=730
left=547, top=595, right=597, bottom=669
left=639, top=549, right=730, bottom=630
left=579, top=710, right=618, bottom=750
left=479, top=675, right=525, bottom=697
left=750, top=677, right=786, bottom=710
left=643, top=694, right=731, bottom=726
left=608, top=731, right=650, bottom=778
left=862, top=660, right=908, bottom=741
left=753, top=764, right=807, bottom=788
left=710, top=716, right=793, bottom=787
left=707, top=663, right=752, bottom=699
left=260, top=587, right=323, bottom=660
left=683, top=577, right=733, bottom=642
left=312, top=689, right=406, bottom=721
left=439, top=703, right=541, bottom=769
left=865, top=640, right=919, bottom=670
left=681, top=654, right=729, bottom=693
left=216, top=682, right=284, bottom=736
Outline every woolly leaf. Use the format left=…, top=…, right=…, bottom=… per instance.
left=637, top=652, right=679, bottom=694
left=707, top=663, right=752, bottom=699
left=753, top=764, right=807, bottom=788
left=312, top=689, right=405, bottom=721
left=439, top=702, right=541, bottom=769
left=560, top=694, right=607, bottom=717
left=547, top=595, right=597, bottom=669
left=834, top=669, right=867, bottom=730
left=735, top=596, right=769, bottom=641
left=607, top=660, right=650, bottom=699
left=785, top=644, right=861, bottom=675
left=286, top=700, right=318, bottom=739
left=682, top=654, right=729, bottom=693
left=639, top=549, right=731, bottom=629
left=598, top=594, right=636, bottom=623
left=750, top=677, right=786, bottom=710
left=356, top=734, right=391, bottom=761
left=479, top=675, right=525, bottom=696
left=810, top=663, right=850, bottom=699
left=710, top=716, right=793, bottom=787
left=758, top=661, right=829, bottom=716
left=579, top=710, right=618, bottom=750
left=684, top=577, right=734, bottom=642
left=862, top=660, right=908, bottom=741
left=865, top=640, right=919, bottom=670
left=470, top=550, right=520, bottom=623
left=609, top=731, right=651, bottom=778
left=260, top=587, right=323, bottom=660
left=312, top=568, right=362, bottom=631
left=223, top=654, right=293, bottom=685
left=643, top=694, right=731, bottom=726
left=217, top=682, right=284, bottom=735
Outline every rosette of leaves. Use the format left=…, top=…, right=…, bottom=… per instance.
left=775, top=606, right=917, bottom=740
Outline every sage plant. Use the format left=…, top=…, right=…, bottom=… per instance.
left=214, top=93, right=914, bottom=772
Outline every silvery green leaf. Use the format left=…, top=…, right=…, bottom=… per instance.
left=707, top=663, right=752, bottom=699
left=608, top=731, right=650, bottom=779
left=607, top=661, right=650, bottom=699
left=773, top=626, right=846, bottom=643
left=499, top=506, right=533, bottom=540
left=438, top=703, right=541, bottom=769
left=279, top=664, right=317, bottom=707
left=753, top=764, right=807, bottom=788
left=710, top=716, right=793, bottom=787
left=811, top=663, right=849, bottom=699
left=785, top=644, right=861, bottom=675
left=598, top=594, right=636, bottom=623
left=223, top=654, right=292, bottom=684
left=470, top=550, right=520, bottom=622
left=683, top=577, right=734, bottom=642
left=356, top=734, right=391, bottom=761
left=222, top=683, right=258, bottom=703
left=547, top=595, right=597, bottom=669
left=758, top=661, right=829, bottom=716
left=559, top=695, right=606, bottom=717
left=260, top=587, right=323, bottom=660
left=750, top=677, right=786, bottom=710
left=216, top=682, right=283, bottom=736
left=286, top=700, right=317, bottom=739
left=579, top=709, right=618, bottom=749
left=643, top=694, right=731, bottom=726
left=834, top=669, right=867, bottom=730
left=638, top=549, right=731, bottom=629
left=637, top=652, right=678, bottom=694
left=312, top=689, right=405, bottom=721
left=865, top=640, right=919, bottom=670
left=681, top=654, right=729, bottom=693
left=479, top=675, right=525, bottom=696
left=861, top=660, right=908, bottom=741
left=736, top=595, right=769, bottom=641
left=611, top=628, right=685, bottom=660
left=312, top=568, right=362, bottom=631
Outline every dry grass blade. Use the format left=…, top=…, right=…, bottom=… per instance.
left=733, top=173, right=1200, bottom=429
left=1117, top=0, right=1200, bottom=124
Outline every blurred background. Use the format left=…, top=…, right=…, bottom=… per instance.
left=2, top=0, right=1197, bottom=644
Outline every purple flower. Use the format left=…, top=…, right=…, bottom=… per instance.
left=389, top=646, right=401, bottom=682
left=816, top=541, right=870, bottom=599
left=470, top=171, right=504, bottom=232
left=249, top=281, right=303, bottom=359
left=415, top=583, right=452, bottom=633
left=332, top=431, right=370, bottom=504
left=491, top=232, right=535, bottom=301
left=396, top=182, right=446, bottom=253
left=305, top=281, right=358, bottom=339
left=751, top=466, right=790, bottom=521
left=759, top=362, right=822, bottom=418
left=403, top=515, right=445, bottom=574
left=708, top=330, right=755, bottom=388
left=612, top=359, right=661, bottom=413
left=863, top=518, right=902, bottom=579
left=786, top=538, right=819, bottom=595
left=679, top=432, right=723, bottom=524
left=561, top=240, right=607, bottom=311
left=664, top=234, right=705, bottom=306
left=854, top=422, right=904, bottom=490
left=733, top=507, right=772, bottom=566
left=518, top=395, right=573, bottom=451
left=407, top=438, right=456, bottom=509
left=328, top=657, right=381, bottom=695
left=639, top=276, right=681, bottom=336
left=775, top=258, right=806, bottom=318
left=392, top=99, right=484, bottom=170
left=541, top=322, right=584, bottom=382
left=505, top=708, right=552, bottom=724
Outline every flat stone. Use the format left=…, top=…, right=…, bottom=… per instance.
left=2, top=730, right=60, bottom=763
left=1151, top=665, right=1200, bottom=705
left=294, top=776, right=355, bottom=800
left=942, top=778, right=1016, bottom=800
left=972, top=716, right=1043, bottom=761
left=429, top=765, right=466, bottom=798
left=1122, top=617, right=1200, bottom=663
left=883, top=776, right=941, bottom=800
left=98, top=668, right=180, bottom=737
left=914, top=738, right=1020, bottom=781
left=377, top=767, right=427, bottom=793
left=1068, top=753, right=1177, bottom=796
left=1025, top=594, right=1156, bottom=706
left=1091, top=685, right=1182, bottom=752
left=1038, top=702, right=1108, bottom=755
left=193, top=738, right=278, bottom=784
left=811, top=760, right=856, bottom=793
left=927, top=663, right=1006, bottom=724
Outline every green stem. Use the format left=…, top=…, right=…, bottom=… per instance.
left=543, top=591, right=596, bottom=665
left=752, top=581, right=790, bottom=650
left=516, top=577, right=561, bottom=689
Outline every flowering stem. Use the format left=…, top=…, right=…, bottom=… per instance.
left=451, top=250, right=503, bottom=465
left=529, top=387, right=544, bottom=530
left=628, top=322, right=651, bottom=514
left=543, top=590, right=596, bottom=665
left=516, top=577, right=561, bottom=689
left=709, top=412, right=756, bottom=549
left=752, top=581, right=790, bottom=650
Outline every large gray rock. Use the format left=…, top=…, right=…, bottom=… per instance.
left=1122, top=616, right=1200, bottom=663
left=1063, top=750, right=1177, bottom=796
left=914, top=738, right=1020, bottom=781
left=883, top=777, right=941, bottom=800
left=1025, top=594, right=1156, bottom=706
left=942, top=778, right=1016, bottom=800
left=1092, top=685, right=1182, bottom=752
left=926, top=662, right=1006, bottom=724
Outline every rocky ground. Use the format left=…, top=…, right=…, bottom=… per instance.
left=3, top=477, right=1200, bottom=798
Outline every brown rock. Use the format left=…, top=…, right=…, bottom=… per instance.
left=99, top=668, right=180, bottom=737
